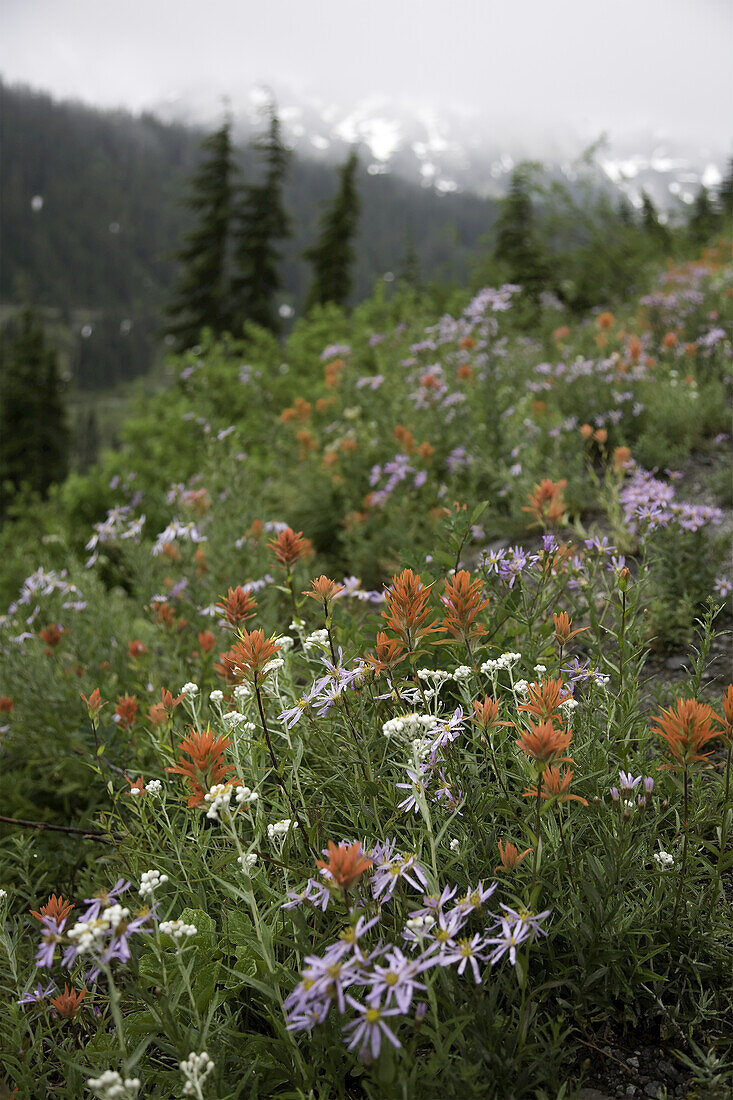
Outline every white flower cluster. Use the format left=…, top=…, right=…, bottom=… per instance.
left=449, top=838, right=460, bottom=852
left=204, top=783, right=234, bottom=820
left=181, top=1051, right=215, bottom=1096
left=235, top=785, right=259, bottom=806
left=67, top=905, right=129, bottom=955
left=513, top=679, right=530, bottom=697
left=560, top=698, right=579, bottom=714
left=406, top=914, right=435, bottom=933
left=233, top=684, right=252, bottom=702
left=654, top=851, right=674, bottom=868
left=221, top=712, right=254, bottom=731
left=145, top=779, right=163, bottom=795
left=382, top=712, right=434, bottom=740
left=139, top=869, right=168, bottom=898
left=417, top=668, right=451, bottom=683
left=87, top=1070, right=141, bottom=1098
left=237, top=852, right=258, bottom=872
left=452, top=665, right=473, bottom=682
left=0, top=888, right=7, bottom=901
left=263, top=657, right=285, bottom=675
left=181, top=682, right=199, bottom=697
left=209, top=689, right=224, bottom=705
left=159, top=919, right=197, bottom=940
left=481, top=652, right=521, bottom=673
left=276, top=634, right=295, bottom=653
left=268, top=818, right=296, bottom=839
left=304, top=628, right=329, bottom=651
left=533, top=664, right=547, bottom=674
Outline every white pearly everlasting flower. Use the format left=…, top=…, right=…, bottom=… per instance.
left=87, top=1070, right=141, bottom=1098
left=235, top=785, right=259, bottom=805
left=204, top=783, right=235, bottom=820
left=382, top=712, right=434, bottom=740
left=209, top=689, right=224, bottom=705
left=159, top=919, right=197, bottom=940
left=233, top=684, right=252, bottom=702
left=145, top=779, right=163, bottom=795
left=452, top=665, right=473, bottom=682
left=180, top=1051, right=214, bottom=1096
left=268, top=818, right=296, bottom=839
left=654, top=851, right=674, bottom=868
left=139, top=869, right=168, bottom=897
left=237, top=852, right=258, bottom=871
left=181, top=682, right=199, bottom=697
left=304, top=628, right=329, bottom=651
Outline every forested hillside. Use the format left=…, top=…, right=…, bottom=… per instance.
left=1, top=81, right=493, bottom=388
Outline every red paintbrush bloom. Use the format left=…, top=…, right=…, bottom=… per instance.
left=228, top=629, right=282, bottom=687
left=522, top=479, right=567, bottom=529
left=303, top=575, right=345, bottom=613
left=552, top=612, right=588, bottom=648
left=720, top=684, right=733, bottom=743
left=197, top=629, right=217, bottom=653
left=382, top=568, right=441, bottom=652
left=39, top=624, right=64, bottom=648
left=651, top=698, right=723, bottom=771
left=216, top=586, right=257, bottom=628
left=114, top=694, right=138, bottom=731
left=127, top=640, right=147, bottom=659
left=472, top=696, right=514, bottom=733
left=0, top=696, right=13, bottom=713
left=160, top=688, right=184, bottom=716
left=268, top=527, right=313, bottom=570
left=516, top=720, right=573, bottom=767
left=362, top=632, right=406, bottom=675
left=517, top=678, right=571, bottom=724
left=126, top=775, right=146, bottom=796
left=213, top=646, right=240, bottom=684
left=440, top=570, right=490, bottom=644
left=50, top=984, right=87, bottom=1019
left=166, top=727, right=235, bottom=806
left=29, top=893, right=75, bottom=924
left=495, top=839, right=533, bottom=872
left=316, top=841, right=373, bottom=891
left=523, top=766, right=588, bottom=804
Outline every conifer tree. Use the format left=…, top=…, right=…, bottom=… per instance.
left=231, top=107, right=291, bottom=334
left=640, top=189, right=671, bottom=253
left=165, top=118, right=235, bottom=350
left=687, top=186, right=719, bottom=246
left=304, top=150, right=361, bottom=310
left=494, top=167, right=549, bottom=302
left=0, top=309, right=68, bottom=514
left=718, top=158, right=733, bottom=228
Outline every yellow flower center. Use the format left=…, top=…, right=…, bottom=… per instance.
left=365, top=1008, right=381, bottom=1024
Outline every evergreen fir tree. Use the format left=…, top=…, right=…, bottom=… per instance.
left=687, top=186, right=719, bottom=246
left=0, top=309, right=68, bottom=514
left=717, top=158, right=733, bottom=227
left=231, top=107, right=291, bottom=334
left=304, top=150, right=361, bottom=310
left=165, top=118, right=235, bottom=350
left=640, top=189, right=671, bottom=253
left=494, top=167, right=549, bottom=302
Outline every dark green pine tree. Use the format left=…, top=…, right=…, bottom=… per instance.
left=165, top=118, right=235, bottom=350
left=640, top=189, right=671, bottom=253
left=304, top=150, right=361, bottom=310
left=687, top=186, right=719, bottom=246
left=717, top=158, right=733, bottom=228
left=0, top=309, right=68, bottom=514
left=493, top=167, right=549, bottom=302
left=231, top=107, right=291, bottom=334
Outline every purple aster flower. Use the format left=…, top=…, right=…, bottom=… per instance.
left=499, top=904, right=551, bottom=938
left=396, top=768, right=429, bottom=814
left=485, top=917, right=531, bottom=966
left=440, top=933, right=489, bottom=983
left=452, top=880, right=497, bottom=918
left=367, top=947, right=428, bottom=1012
left=36, top=916, right=68, bottom=969
left=299, top=951, right=361, bottom=1014
left=19, top=980, right=57, bottom=1005
left=619, top=771, right=642, bottom=794
left=343, top=995, right=402, bottom=1059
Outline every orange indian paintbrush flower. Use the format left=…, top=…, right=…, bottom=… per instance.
left=166, top=727, right=236, bottom=806
left=495, top=839, right=533, bottom=872
left=229, top=629, right=282, bottom=687
left=50, top=985, right=87, bottom=1019
left=552, top=612, right=588, bottom=648
left=268, top=527, right=313, bottom=569
left=517, top=678, right=571, bottom=724
left=440, top=569, right=490, bottom=643
left=363, top=632, right=406, bottom=675
left=523, top=766, right=588, bottom=804
left=216, top=586, right=257, bottom=628
left=317, top=841, right=373, bottom=891
left=29, top=894, right=75, bottom=924
left=382, top=568, right=440, bottom=652
left=522, top=479, right=567, bottom=529
left=472, top=696, right=514, bottom=733
left=650, top=698, right=723, bottom=770
left=303, top=575, right=345, bottom=611
left=516, top=720, right=573, bottom=767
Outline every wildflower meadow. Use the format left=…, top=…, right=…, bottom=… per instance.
left=0, top=253, right=732, bottom=1098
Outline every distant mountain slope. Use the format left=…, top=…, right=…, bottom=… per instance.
left=0, top=82, right=494, bottom=335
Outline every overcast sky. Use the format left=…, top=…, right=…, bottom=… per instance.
left=2, top=0, right=731, bottom=147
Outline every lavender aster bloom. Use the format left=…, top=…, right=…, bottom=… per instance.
left=343, top=995, right=402, bottom=1059
left=19, top=980, right=57, bottom=1005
